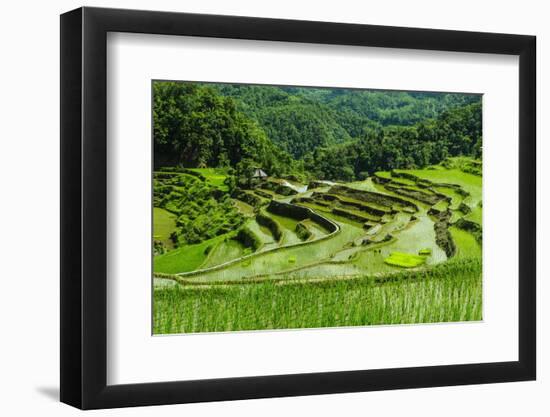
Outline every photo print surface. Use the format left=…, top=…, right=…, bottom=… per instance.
left=152, top=81, right=483, bottom=335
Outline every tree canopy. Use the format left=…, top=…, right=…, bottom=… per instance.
left=153, top=82, right=298, bottom=176
left=153, top=81, right=482, bottom=182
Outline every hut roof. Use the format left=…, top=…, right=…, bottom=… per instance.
left=252, top=168, right=268, bottom=178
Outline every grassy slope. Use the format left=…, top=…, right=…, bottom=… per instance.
left=450, top=227, right=481, bottom=259
left=465, top=206, right=482, bottom=224
left=346, top=178, right=380, bottom=193
left=400, top=168, right=482, bottom=207
left=154, top=234, right=227, bottom=274
left=188, top=168, right=229, bottom=191
left=433, top=186, right=464, bottom=210
left=384, top=252, right=426, bottom=268
left=153, top=207, right=177, bottom=249
left=264, top=212, right=301, bottom=245
left=201, top=239, right=247, bottom=269
left=232, top=199, right=255, bottom=216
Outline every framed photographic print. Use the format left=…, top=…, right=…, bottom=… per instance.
left=60, top=7, right=536, bottom=409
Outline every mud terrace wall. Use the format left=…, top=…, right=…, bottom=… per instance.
left=311, top=192, right=388, bottom=216
left=254, top=189, right=274, bottom=200
left=431, top=210, right=457, bottom=257
left=235, top=226, right=262, bottom=251
left=459, top=202, right=472, bottom=214
left=256, top=212, right=283, bottom=241
left=267, top=199, right=310, bottom=220
left=454, top=218, right=483, bottom=243
left=372, top=175, right=391, bottom=185
left=392, top=171, right=470, bottom=196
left=308, top=180, right=329, bottom=189
left=331, top=207, right=371, bottom=224
left=267, top=200, right=338, bottom=233
left=234, top=189, right=266, bottom=208
left=385, top=184, right=445, bottom=206
left=295, top=221, right=312, bottom=241
left=390, top=170, right=419, bottom=182
left=328, top=185, right=419, bottom=211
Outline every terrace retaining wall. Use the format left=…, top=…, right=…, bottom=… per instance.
left=432, top=210, right=457, bottom=257
left=312, top=192, right=388, bottom=216
left=454, top=218, right=482, bottom=243
left=267, top=200, right=338, bottom=233
left=169, top=201, right=340, bottom=279
left=328, top=184, right=419, bottom=212
left=256, top=212, right=283, bottom=241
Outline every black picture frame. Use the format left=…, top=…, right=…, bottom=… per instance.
left=60, top=6, right=536, bottom=410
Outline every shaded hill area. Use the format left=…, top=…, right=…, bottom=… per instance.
left=214, top=84, right=481, bottom=158
left=153, top=81, right=481, bottom=182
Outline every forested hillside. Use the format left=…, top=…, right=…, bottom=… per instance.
left=153, top=81, right=481, bottom=181
left=153, top=82, right=298, bottom=176
left=304, top=102, right=482, bottom=180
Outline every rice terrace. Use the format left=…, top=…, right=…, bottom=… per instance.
left=152, top=81, right=483, bottom=334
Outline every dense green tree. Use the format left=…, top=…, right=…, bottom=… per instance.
left=214, top=83, right=481, bottom=158
left=235, top=158, right=256, bottom=188
left=305, top=103, right=481, bottom=181
left=153, top=81, right=482, bottom=182
left=153, top=82, right=299, bottom=176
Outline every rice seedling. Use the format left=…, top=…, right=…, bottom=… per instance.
left=153, top=259, right=482, bottom=334
left=384, top=252, right=427, bottom=268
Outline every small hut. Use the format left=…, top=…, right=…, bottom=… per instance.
left=252, top=168, right=268, bottom=181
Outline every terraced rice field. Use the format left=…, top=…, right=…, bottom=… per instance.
left=201, top=239, right=247, bottom=269
left=153, top=159, right=482, bottom=333
left=153, top=207, right=177, bottom=250
left=398, top=168, right=482, bottom=207
left=187, top=168, right=229, bottom=191
left=153, top=234, right=228, bottom=274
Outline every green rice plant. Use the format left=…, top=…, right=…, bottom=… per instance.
left=449, top=227, right=481, bottom=259
left=384, top=252, right=427, bottom=268
left=465, top=206, right=482, bottom=225
left=200, top=238, right=246, bottom=269
left=431, top=199, right=449, bottom=213
left=153, top=259, right=482, bottom=334
left=187, top=168, right=229, bottom=191
left=433, top=186, right=464, bottom=210
left=153, top=234, right=227, bottom=274
left=397, top=167, right=481, bottom=207
left=232, top=199, right=255, bottom=216
left=246, top=219, right=276, bottom=245
left=153, top=207, right=177, bottom=249
left=374, top=171, right=392, bottom=179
